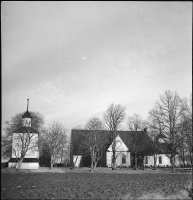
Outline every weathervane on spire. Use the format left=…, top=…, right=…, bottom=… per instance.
left=27, top=98, right=29, bottom=112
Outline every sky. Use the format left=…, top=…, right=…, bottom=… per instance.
left=2, top=1, right=192, bottom=132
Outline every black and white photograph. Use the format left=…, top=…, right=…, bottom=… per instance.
left=1, top=1, right=192, bottom=199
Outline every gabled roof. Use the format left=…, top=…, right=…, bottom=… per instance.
left=13, top=127, right=39, bottom=134
left=71, top=129, right=111, bottom=155
left=71, top=129, right=154, bottom=155
left=71, top=130, right=109, bottom=155
left=156, top=143, right=172, bottom=154
left=118, top=131, right=152, bottom=153
left=148, top=142, right=172, bottom=155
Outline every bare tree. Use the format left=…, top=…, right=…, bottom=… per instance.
left=85, top=117, right=104, bottom=130
left=127, top=113, right=146, bottom=131
left=180, top=94, right=192, bottom=166
left=146, top=119, right=161, bottom=169
left=177, top=136, right=188, bottom=167
left=42, top=122, right=68, bottom=169
left=84, top=117, right=108, bottom=172
left=72, top=125, right=83, bottom=130
left=62, top=140, right=71, bottom=167
left=149, top=90, right=185, bottom=173
left=59, top=140, right=71, bottom=167
left=127, top=113, right=146, bottom=169
left=12, top=128, right=39, bottom=169
left=2, top=134, right=12, bottom=160
left=103, top=103, right=126, bottom=170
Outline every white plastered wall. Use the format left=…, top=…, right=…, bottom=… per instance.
left=73, top=155, right=82, bottom=167
left=12, top=133, right=39, bottom=158
left=9, top=132, right=39, bottom=169
left=8, top=162, right=39, bottom=169
left=145, top=154, right=183, bottom=167
left=106, top=135, right=130, bottom=167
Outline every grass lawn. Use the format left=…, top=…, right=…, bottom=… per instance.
left=1, top=168, right=192, bottom=199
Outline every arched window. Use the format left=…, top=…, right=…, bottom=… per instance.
left=159, top=156, right=162, bottom=164
left=122, top=155, right=126, bottom=164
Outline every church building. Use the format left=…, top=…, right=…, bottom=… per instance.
left=70, top=129, right=189, bottom=168
left=70, top=129, right=153, bottom=168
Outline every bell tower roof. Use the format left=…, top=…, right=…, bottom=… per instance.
left=22, top=99, right=32, bottom=119
left=22, top=111, right=32, bottom=118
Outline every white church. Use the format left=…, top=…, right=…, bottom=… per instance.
left=71, top=129, right=189, bottom=168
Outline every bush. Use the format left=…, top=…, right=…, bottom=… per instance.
left=1, top=162, right=8, bottom=168
left=53, top=163, right=65, bottom=167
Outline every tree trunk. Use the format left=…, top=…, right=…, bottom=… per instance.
left=182, top=154, right=185, bottom=168
left=134, top=151, right=137, bottom=169
left=182, top=140, right=185, bottom=167
left=133, top=139, right=137, bottom=169
left=189, top=151, right=193, bottom=167
left=171, top=135, right=175, bottom=173
left=111, top=136, right=116, bottom=170
left=50, top=159, right=53, bottom=169
left=171, top=154, right=175, bottom=173
left=91, top=157, right=94, bottom=172
left=153, top=154, right=157, bottom=169
left=141, top=156, right=144, bottom=169
left=94, top=161, right=97, bottom=169
left=17, top=157, right=24, bottom=169
left=112, top=149, right=116, bottom=170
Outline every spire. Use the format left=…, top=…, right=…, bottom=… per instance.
left=22, top=98, right=32, bottom=127
left=27, top=99, right=29, bottom=112
left=22, top=99, right=32, bottom=119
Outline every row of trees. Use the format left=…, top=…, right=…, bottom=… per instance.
left=72, top=90, right=192, bottom=173
left=2, top=90, right=192, bottom=173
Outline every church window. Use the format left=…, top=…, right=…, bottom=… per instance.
left=159, top=156, right=162, bottom=164
left=122, top=155, right=126, bottom=164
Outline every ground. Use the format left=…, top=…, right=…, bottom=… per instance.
left=1, top=167, right=192, bottom=199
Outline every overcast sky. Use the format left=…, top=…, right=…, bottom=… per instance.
left=2, top=1, right=192, bottom=131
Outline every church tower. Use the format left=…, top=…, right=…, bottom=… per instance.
left=8, top=99, right=39, bottom=169
left=22, top=99, right=32, bottom=127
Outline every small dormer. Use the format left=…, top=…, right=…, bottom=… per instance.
left=158, top=138, right=165, bottom=143
left=22, top=99, right=32, bottom=127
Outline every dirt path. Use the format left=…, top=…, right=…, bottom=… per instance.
left=28, top=168, right=65, bottom=173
